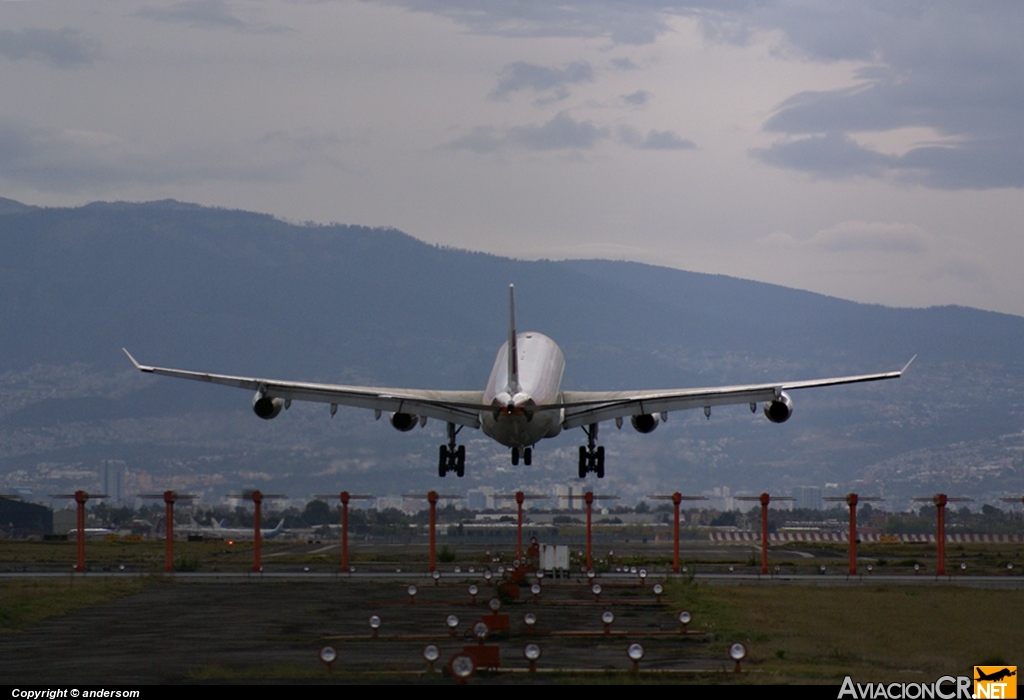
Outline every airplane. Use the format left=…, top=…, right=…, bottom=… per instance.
left=976, top=668, right=1016, bottom=682
left=182, top=515, right=287, bottom=541
left=124, top=285, right=913, bottom=479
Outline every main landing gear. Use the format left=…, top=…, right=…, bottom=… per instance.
left=439, top=422, right=465, bottom=477
left=578, top=423, right=605, bottom=479
left=511, top=446, right=532, bottom=466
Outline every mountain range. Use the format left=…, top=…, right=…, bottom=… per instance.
left=2, top=197, right=1023, bottom=508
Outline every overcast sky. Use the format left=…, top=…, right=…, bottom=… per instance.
left=3, top=1, right=1024, bottom=315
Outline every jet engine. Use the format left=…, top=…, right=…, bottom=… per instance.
left=252, top=392, right=284, bottom=420
left=390, top=412, right=419, bottom=432
left=631, top=413, right=660, bottom=434
left=763, top=392, right=793, bottom=423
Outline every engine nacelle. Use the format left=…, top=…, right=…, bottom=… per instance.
left=390, top=412, right=419, bottom=432
left=631, top=413, right=660, bottom=434
left=763, top=392, right=793, bottom=423
left=252, top=392, right=284, bottom=420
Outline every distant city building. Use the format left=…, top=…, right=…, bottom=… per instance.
left=794, top=486, right=823, bottom=510
left=467, top=487, right=495, bottom=511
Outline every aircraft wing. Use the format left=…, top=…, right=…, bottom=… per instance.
left=123, top=349, right=486, bottom=428
left=556, top=357, right=915, bottom=429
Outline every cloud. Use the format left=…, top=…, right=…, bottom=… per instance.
left=0, top=116, right=343, bottom=191
left=807, top=222, right=930, bottom=254
left=448, top=112, right=608, bottom=153
left=0, top=28, right=100, bottom=67
left=751, top=132, right=893, bottom=180
left=390, top=0, right=677, bottom=45
left=621, top=90, right=651, bottom=106
left=618, top=126, right=696, bottom=150
left=490, top=61, right=593, bottom=103
left=136, top=0, right=249, bottom=30
left=743, top=3, right=1024, bottom=189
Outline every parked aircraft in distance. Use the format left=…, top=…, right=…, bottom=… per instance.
left=124, top=285, right=913, bottom=479
left=183, top=516, right=286, bottom=541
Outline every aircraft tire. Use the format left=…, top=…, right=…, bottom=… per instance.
left=524, top=447, right=532, bottom=466
left=439, top=445, right=448, bottom=477
left=511, top=447, right=520, bottom=466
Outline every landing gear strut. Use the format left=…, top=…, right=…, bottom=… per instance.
left=578, top=423, right=604, bottom=478
left=438, top=423, right=465, bottom=477
left=511, top=447, right=533, bottom=466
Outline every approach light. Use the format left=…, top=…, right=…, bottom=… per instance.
left=432, top=570, right=441, bottom=585
left=423, top=643, right=440, bottom=671
left=468, top=584, right=478, bottom=601
left=368, top=614, right=381, bottom=638
left=407, top=584, right=418, bottom=602
left=530, top=583, right=541, bottom=598
left=449, top=653, right=475, bottom=683
left=653, top=583, right=664, bottom=600
left=319, top=645, right=337, bottom=672
left=591, top=583, right=602, bottom=600
left=488, top=597, right=501, bottom=613
left=730, top=642, right=748, bottom=673
left=446, top=614, right=460, bottom=637
left=602, top=610, right=615, bottom=634
left=483, top=570, right=493, bottom=581
left=524, top=612, right=537, bottom=629
left=473, top=621, right=489, bottom=644
left=454, top=565, right=461, bottom=573
left=587, top=569, right=596, bottom=580
left=678, top=610, right=692, bottom=633
left=627, top=642, right=645, bottom=672
left=638, top=569, right=647, bottom=581
left=524, top=642, right=542, bottom=672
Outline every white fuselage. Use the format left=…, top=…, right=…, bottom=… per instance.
left=480, top=332, right=565, bottom=448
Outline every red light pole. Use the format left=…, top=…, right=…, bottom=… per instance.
left=567, top=492, right=618, bottom=571
left=495, top=492, right=546, bottom=561
left=913, top=493, right=971, bottom=575
left=824, top=493, right=883, bottom=575
left=316, top=491, right=374, bottom=572
left=141, top=491, right=196, bottom=573
left=403, top=491, right=461, bottom=572
left=737, top=493, right=793, bottom=574
left=650, top=493, right=707, bottom=573
left=50, top=490, right=108, bottom=573
left=229, top=490, right=285, bottom=573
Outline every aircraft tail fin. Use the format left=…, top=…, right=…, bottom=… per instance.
left=507, top=284, right=520, bottom=393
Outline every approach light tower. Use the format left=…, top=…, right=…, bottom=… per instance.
left=736, top=493, right=793, bottom=575
left=649, top=493, right=707, bottom=573
left=913, top=493, right=972, bottom=575
left=316, top=491, right=374, bottom=573
left=824, top=493, right=883, bottom=575
left=141, top=491, right=196, bottom=573
left=50, top=490, right=108, bottom=573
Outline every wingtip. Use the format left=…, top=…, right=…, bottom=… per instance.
left=122, top=347, right=143, bottom=370
left=901, top=354, right=918, bottom=374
